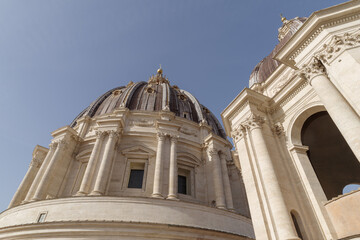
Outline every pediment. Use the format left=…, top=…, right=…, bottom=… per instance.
left=122, top=145, right=156, bottom=157
left=177, top=152, right=201, bottom=166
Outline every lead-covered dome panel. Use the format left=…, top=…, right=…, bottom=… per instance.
left=70, top=70, right=226, bottom=139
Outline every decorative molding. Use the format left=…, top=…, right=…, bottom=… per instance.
left=271, top=70, right=296, bottom=95
left=316, top=30, right=360, bottom=65
left=179, top=127, right=197, bottom=137
left=229, top=101, right=249, bottom=122
left=289, top=13, right=360, bottom=61
left=129, top=119, right=155, bottom=127
left=273, top=79, right=309, bottom=113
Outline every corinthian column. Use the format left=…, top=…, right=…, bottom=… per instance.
left=76, top=131, right=105, bottom=196
left=167, top=135, right=178, bottom=200
left=152, top=133, right=166, bottom=198
left=219, top=152, right=234, bottom=211
left=300, top=58, right=360, bottom=162
left=91, top=130, right=119, bottom=195
left=32, top=140, right=68, bottom=201
left=23, top=144, right=55, bottom=203
left=244, top=114, right=299, bottom=240
left=9, top=155, right=44, bottom=208
left=208, top=148, right=226, bottom=209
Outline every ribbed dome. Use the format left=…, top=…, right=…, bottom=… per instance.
left=249, top=17, right=307, bottom=87
left=71, top=70, right=226, bottom=139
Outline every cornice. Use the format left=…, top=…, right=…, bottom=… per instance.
left=222, top=88, right=270, bottom=136
left=274, top=0, right=360, bottom=66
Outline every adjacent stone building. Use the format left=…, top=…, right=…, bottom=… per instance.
left=222, top=1, right=360, bottom=239
left=1, top=0, right=360, bottom=239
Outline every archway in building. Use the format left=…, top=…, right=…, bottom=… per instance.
left=301, top=111, right=360, bottom=200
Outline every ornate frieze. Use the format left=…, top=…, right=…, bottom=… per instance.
left=316, top=30, right=360, bottom=65
left=289, top=13, right=360, bottom=61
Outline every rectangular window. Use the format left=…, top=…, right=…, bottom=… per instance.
left=37, top=213, right=47, bottom=223
left=128, top=169, right=144, bottom=188
left=178, top=175, right=187, bottom=194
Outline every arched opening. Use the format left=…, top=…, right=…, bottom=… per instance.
left=301, top=111, right=360, bottom=200
left=342, top=183, right=360, bottom=194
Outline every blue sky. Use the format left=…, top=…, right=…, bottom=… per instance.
left=0, top=0, right=347, bottom=211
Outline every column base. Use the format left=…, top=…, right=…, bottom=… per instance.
left=166, top=195, right=179, bottom=200
left=216, top=206, right=227, bottom=210
left=151, top=193, right=164, bottom=199
left=75, top=191, right=87, bottom=196
left=89, top=191, right=103, bottom=196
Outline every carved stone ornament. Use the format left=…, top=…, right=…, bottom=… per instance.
left=241, top=113, right=265, bottom=131
left=157, top=132, right=168, bottom=141
left=107, top=130, right=120, bottom=139
left=179, top=127, right=197, bottom=137
left=298, top=58, right=327, bottom=83
left=130, top=119, right=155, bottom=127
left=30, top=157, right=43, bottom=168
left=271, top=70, right=296, bottom=95
left=95, top=130, right=106, bottom=139
left=231, top=125, right=246, bottom=142
left=272, top=122, right=285, bottom=136
left=207, top=148, right=219, bottom=157
left=170, top=135, right=179, bottom=142
left=317, top=30, right=360, bottom=65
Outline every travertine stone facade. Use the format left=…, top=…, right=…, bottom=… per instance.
left=223, top=1, right=360, bottom=239
left=0, top=69, right=253, bottom=239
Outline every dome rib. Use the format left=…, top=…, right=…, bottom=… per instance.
left=70, top=74, right=226, bottom=139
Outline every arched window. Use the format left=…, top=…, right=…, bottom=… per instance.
left=301, top=111, right=360, bottom=200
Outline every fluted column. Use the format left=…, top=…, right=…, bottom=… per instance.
left=23, top=144, right=55, bottom=203
left=32, top=140, right=68, bottom=201
left=76, top=131, right=105, bottom=196
left=300, top=58, right=360, bottom=162
left=244, top=114, right=299, bottom=240
left=91, top=130, right=119, bottom=195
left=167, top=135, right=178, bottom=200
left=152, top=133, right=166, bottom=198
left=208, top=148, right=226, bottom=209
left=9, top=156, right=44, bottom=208
left=219, top=152, right=234, bottom=211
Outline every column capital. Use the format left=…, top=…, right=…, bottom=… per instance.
left=157, top=132, right=167, bottom=141
left=170, top=135, right=179, bottom=143
left=241, top=113, right=265, bottom=131
left=95, top=130, right=106, bottom=139
left=298, top=58, right=328, bottom=83
left=107, top=130, right=120, bottom=139
left=231, top=125, right=246, bottom=142
left=30, top=157, right=43, bottom=168
left=207, top=148, right=219, bottom=157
